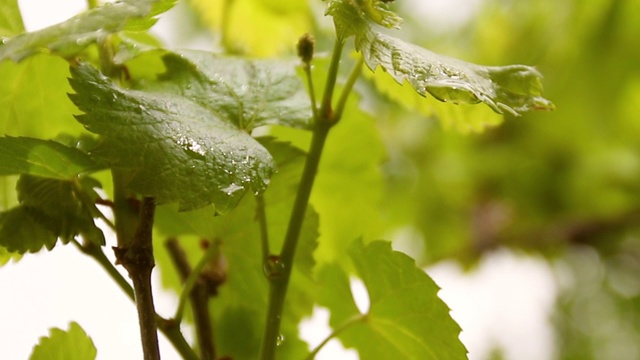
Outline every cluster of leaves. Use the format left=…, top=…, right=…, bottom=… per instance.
left=0, top=0, right=557, bottom=359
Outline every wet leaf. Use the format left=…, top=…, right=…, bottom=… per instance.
left=68, top=49, right=313, bottom=211
left=327, top=0, right=554, bottom=121
left=0, top=0, right=176, bottom=62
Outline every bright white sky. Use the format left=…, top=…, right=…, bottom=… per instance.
left=3, top=1, right=558, bottom=359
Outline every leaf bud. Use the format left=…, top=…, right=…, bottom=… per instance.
left=296, top=33, right=315, bottom=64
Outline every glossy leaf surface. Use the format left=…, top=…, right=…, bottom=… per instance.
left=0, top=0, right=176, bottom=62
left=69, top=50, right=310, bottom=210
left=327, top=0, right=554, bottom=118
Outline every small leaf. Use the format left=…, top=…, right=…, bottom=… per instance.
left=30, top=322, right=97, bottom=360
left=0, top=136, right=106, bottom=179
left=317, top=240, right=467, bottom=359
left=331, top=0, right=402, bottom=30
left=0, top=175, right=105, bottom=254
left=69, top=51, right=311, bottom=211
left=0, top=0, right=176, bottom=62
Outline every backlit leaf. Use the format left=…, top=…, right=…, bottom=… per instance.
left=29, top=322, right=97, bottom=360
left=0, top=0, right=25, bottom=37
left=0, top=136, right=106, bottom=179
left=327, top=0, right=554, bottom=125
left=0, top=0, right=176, bottom=62
left=68, top=50, right=312, bottom=211
left=317, top=240, right=467, bottom=359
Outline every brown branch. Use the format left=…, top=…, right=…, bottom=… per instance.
left=115, top=197, right=160, bottom=360
left=166, top=238, right=216, bottom=360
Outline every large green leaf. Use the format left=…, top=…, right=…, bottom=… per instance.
left=317, top=240, right=467, bottom=359
left=0, top=136, right=106, bottom=179
left=0, top=175, right=105, bottom=253
left=0, top=0, right=176, bottom=62
left=327, top=0, right=554, bottom=119
left=154, top=140, right=317, bottom=359
left=69, top=50, right=310, bottom=211
left=0, top=0, right=25, bottom=37
left=29, top=322, right=97, bottom=360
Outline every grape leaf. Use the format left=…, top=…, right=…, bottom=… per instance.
left=0, top=55, right=84, bottom=138
left=0, top=175, right=105, bottom=253
left=189, top=0, right=310, bottom=56
left=0, top=0, right=25, bottom=37
left=316, top=240, right=467, bottom=360
left=327, top=0, right=554, bottom=118
left=0, top=136, right=106, bottom=179
left=29, top=322, right=97, bottom=360
left=69, top=50, right=312, bottom=211
left=0, top=0, right=176, bottom=62
left=153, top=140, right=317, bottom=359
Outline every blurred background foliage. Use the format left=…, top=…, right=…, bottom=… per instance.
left=167, top=0, right=640, bottom=357
left=2, top=0, right=639, bottom=358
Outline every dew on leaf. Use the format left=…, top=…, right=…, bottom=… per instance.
left=221, top=183, right=244, bottom=196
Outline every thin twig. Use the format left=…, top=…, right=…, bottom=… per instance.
left=166, top=238, right=216, bottom=360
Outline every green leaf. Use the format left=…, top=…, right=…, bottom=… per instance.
left=155, top=51, right=312, bottom=131
left=327, top=0, right=401, bottom=36
left=0, top=0, right=176, bottom=62
left=69, top=51, right=311, bottom=211
left=153, top=140, right=317, bottom=359
left=0, top=136, right=106, bottom=179
left=0, top=175, right=105, bottom=253
left=317, top=240, right=467, bottom=360
left=30, top=322, right=97, bottom=360
left=0, top=0, right=25, bottom=37
left=327, top=0, right=554, bottom=119
left=0, top=245, right=21, bottom=266
left=0, top=54, right=84, bottom=138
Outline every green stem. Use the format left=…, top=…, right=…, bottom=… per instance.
left=173, top=239, right=220, bottom=323
left=72, top=240, right=134, bottom=300
left=256, top=194, right=270, bottom=263
left=304, top=314, right=367, bottom=360
left=334, top=56, right=364, bottom=123
left=259, top=38, right=347, bottom=360
left=320, top=39, right=345, bottom=120
left=165, top=238, right=216, bottom=360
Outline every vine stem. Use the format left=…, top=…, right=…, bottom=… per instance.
left=259, top=37, right=351, bottom=360
left=72, top=240, right=199, bottom=360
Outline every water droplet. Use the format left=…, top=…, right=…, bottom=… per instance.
left=0, top=37, right=8, bottom=45
left=276, top=334, right=285, bottom=346
left=221, top=183, right=244, bottom=196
